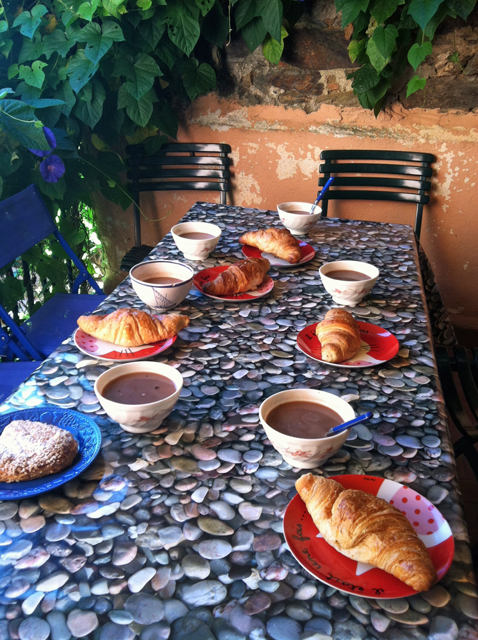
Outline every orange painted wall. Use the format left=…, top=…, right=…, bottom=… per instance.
left=136, top=95, right=478, bottom=336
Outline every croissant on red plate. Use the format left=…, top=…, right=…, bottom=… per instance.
left=296, top=474, right=437, bottom=592
left=77, top=308, right=189, bottom=346
left=239, top=228, right=302, bottom=264
left=203, top=257, right=270, bottom=296
left=316, top=309, right=361, bottom=363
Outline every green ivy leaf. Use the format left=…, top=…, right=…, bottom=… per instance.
left=12, top=5, right=48, bottom=39
left=18, top=38, right=44, bottom=64
left=182, top=59, right=216, bottom=100
left=151, top=100, right=178, bottom=138
left=0, top=88, right=14, bottom=99
left=0, top=40, right=13, bottom=59
left=118, top=85, right=156, bottom=127
left=407, top=41, right=433, bottom=70
left=408, top=0, right=444, bottom=31
left=447, top=0, right=476, bottom=19
left=102, top=0, right=126, bottom=18
left=348, top=39, right=365, bottom=63
left=195, top=0, right=215, bottom=17
left=241, top=16, right=267, bottom=52
left=335, top=0, right=370, bottom=28
left=406, top=74, right=426, bottom=97
left=348, top=63, right=380, bottom=92
left=123, top=54, right=162, bottom=100
left=0, top=276, right=25, bottom=313
left=256, top=0, right=283, bottom=43
left=164, top=6, right=201, bottom=56
left=75, top=79, right=106, bottom=128
left=77, top=21, right=124, bottom=65
left=18, top=61, right=48, bottom=89
left=0, top=99, right=50, bottom=149
left=262, top=26, right=287, bottom=64
left=448, top=50, right=460, bottom=63
left=67, top=50, right=99, bottom=93
left=0, top=21, right=7, bottom=34
left=366, top=24, right=398, bottom=72
left=137, top=0, right=152, bottom=9
left=43, top=30, right=76, bottom=60
left=369, top=0, right=401, bottom=23
left=235, top=0, right=257, bottom=31
left=138, top=18, right=166, bottom=51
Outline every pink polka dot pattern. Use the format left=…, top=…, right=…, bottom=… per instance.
left=390, top=486, right=439, bottom=535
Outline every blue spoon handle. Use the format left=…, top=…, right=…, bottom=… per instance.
left=309, top=177, right=335, bottom=214
left=326, top=411, right=373, bottom=437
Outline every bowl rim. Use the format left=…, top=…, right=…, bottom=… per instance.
left=259, top=388, right=355, bottom=443
left=130, top=260, right=194, bottom=289
left=94, top=361, right=184, bottom=409
left=319, top=259, right=380, bottom=280
left=171, top=221, right=222, bottom=241
left=277, top=202, right=322, bottom=217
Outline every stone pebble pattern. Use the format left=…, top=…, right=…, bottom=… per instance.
left=0, top=203, right=476, bottom=640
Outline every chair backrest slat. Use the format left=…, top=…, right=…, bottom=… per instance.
left=127, top=168, right=231, bottom=181
left=318, top=149, right=435, bottom=239
left=126, top=143, right=231, bottom=155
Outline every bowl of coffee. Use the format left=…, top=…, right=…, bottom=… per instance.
left=277, top=202, right=322, bottom=236
left=259, top=389, right=355, bottom=469
left=130, top=260, right=194, bottom=312
left=319, top=260, right=379, bottom=306
left=171, top=222, right=221, bottom=260
left=94, top=362, right=183, bottom=433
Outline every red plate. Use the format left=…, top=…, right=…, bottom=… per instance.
left=242, top=241, right=315, bottom=267
left=193, top=266, right=274, bottom=302
left=74, top=328, right=176, bottom=362
left=284, top=475, right=454, bottom=599
left=297, top=321, right=399, bottom=368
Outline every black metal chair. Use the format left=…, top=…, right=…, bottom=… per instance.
left=120, top=143, right=232, bottom=271
left=318, top=150, right=435, bottom=239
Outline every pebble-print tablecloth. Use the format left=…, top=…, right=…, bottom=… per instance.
left=1, top=203, right=477, bottom=640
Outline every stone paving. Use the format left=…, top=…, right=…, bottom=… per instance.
left=0, top=203, right=477, bottom=640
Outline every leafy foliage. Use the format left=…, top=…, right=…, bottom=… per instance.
left=341, top=0, right=477, bottom=111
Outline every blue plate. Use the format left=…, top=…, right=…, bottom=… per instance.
left=0, top=407, right=102, bottom=500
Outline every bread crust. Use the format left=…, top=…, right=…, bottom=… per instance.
left=239, top=228, right=302, bottom=264
left=203, top=257, right=270, bottom=296
left=0, top=420, right=78, bottom=482
left=316, top=309, right=362, bottom=363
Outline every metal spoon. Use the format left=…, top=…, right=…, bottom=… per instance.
left=309, top=176, right=335, bottom=214
left=326, top=411, right=373, bottom=437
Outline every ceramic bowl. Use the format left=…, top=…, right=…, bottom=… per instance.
left=171, top=222, right=221, bottom=260
left=259, top=389, right=355, bottom=469
left=277, top=202, right=322, bottom=236
left=130, top=260, right=194, bottom=312
left=94, top=361, right=183, bottom=434
left=319, top=260, right=379, bottom=306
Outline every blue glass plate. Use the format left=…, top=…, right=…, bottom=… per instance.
left=0, top=407, right=102, bottom=500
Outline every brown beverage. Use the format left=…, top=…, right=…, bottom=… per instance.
left=140, top=276, right=182, bottom=285
left=284, top=209, right=312, bottom=215
left=179, top=232, right=215, bottom=240
left=265, top=401, right=342, bottom=439
left=326, top=269, right=371, bottom=282
left=103, top=373, right=176, bottom=404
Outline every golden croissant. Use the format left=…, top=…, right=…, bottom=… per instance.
left=203, top=257, right=270, bottom=296
left=316, top=309, right=361, bottom=363
left=77, top=308, right=189, bottom=346
left=239, top=228, right=302, bottom=264
left=296, top=474, right=437, bottom=592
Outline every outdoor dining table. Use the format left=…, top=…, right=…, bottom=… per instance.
left=0, top=202, right=477, bottom=640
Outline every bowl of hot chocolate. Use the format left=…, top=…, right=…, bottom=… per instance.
left=259, top=389, right=355, bottom=469
left=130, top=260, right=194, bottom=312
left=94, top=361, right=183, bottom=433
left=277, top=202, right=322, bottom=236
left=319, top=260, right=379, bottom=306
left=171, top=222, right=221, bottom=260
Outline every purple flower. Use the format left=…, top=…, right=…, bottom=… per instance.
left=39, top=155, right=65, bottom=183
left=29, top=127, right=57, bottom=157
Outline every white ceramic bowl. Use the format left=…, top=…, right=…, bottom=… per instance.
left=94, top=361, right=183, bottom=434
left=259, top=389, right=355, bottom=469
left=130, top=260, right=194, bottom=312
left=277, top=202, right=322, bottom=236
left=171, top=222, right=221, bottom=260
left=319, top=260, right=379, bottom=306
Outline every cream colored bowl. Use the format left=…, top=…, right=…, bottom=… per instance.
left=171, top=222, right=221, bottom=260
left=259, top=389, right=355, bottom=469
left=319, top=260, right=379, bottom=306
left=130, top=260, right=193, bottom=312
left=277, top=202, right=322, bottom=236
left=94, top=361, right=183, bottom=434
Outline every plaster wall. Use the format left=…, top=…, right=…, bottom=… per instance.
left=132, top=95, right=478, bottom=337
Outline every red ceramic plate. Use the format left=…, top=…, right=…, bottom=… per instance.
left=74, top=328, right=176, bottom=362
left=242, top=241, right=315, bottom=267
left=297, top=321, right=399, bottom=368
left=193, top=266, right=274, bottom=302
left=284, top=475, right=454, bottom=599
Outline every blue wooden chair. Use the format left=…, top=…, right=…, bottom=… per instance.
left=0, top=185, right=106, bottom=362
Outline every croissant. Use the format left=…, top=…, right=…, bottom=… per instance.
left=203, top=257, right=270, bottom=296
left=316, top=309, right=361, bottom=363
left=296, top=474, right=437, bottom=592
left=77, top=308, right=189, bottom=347
left=239, top=228, right=302, bottom=264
